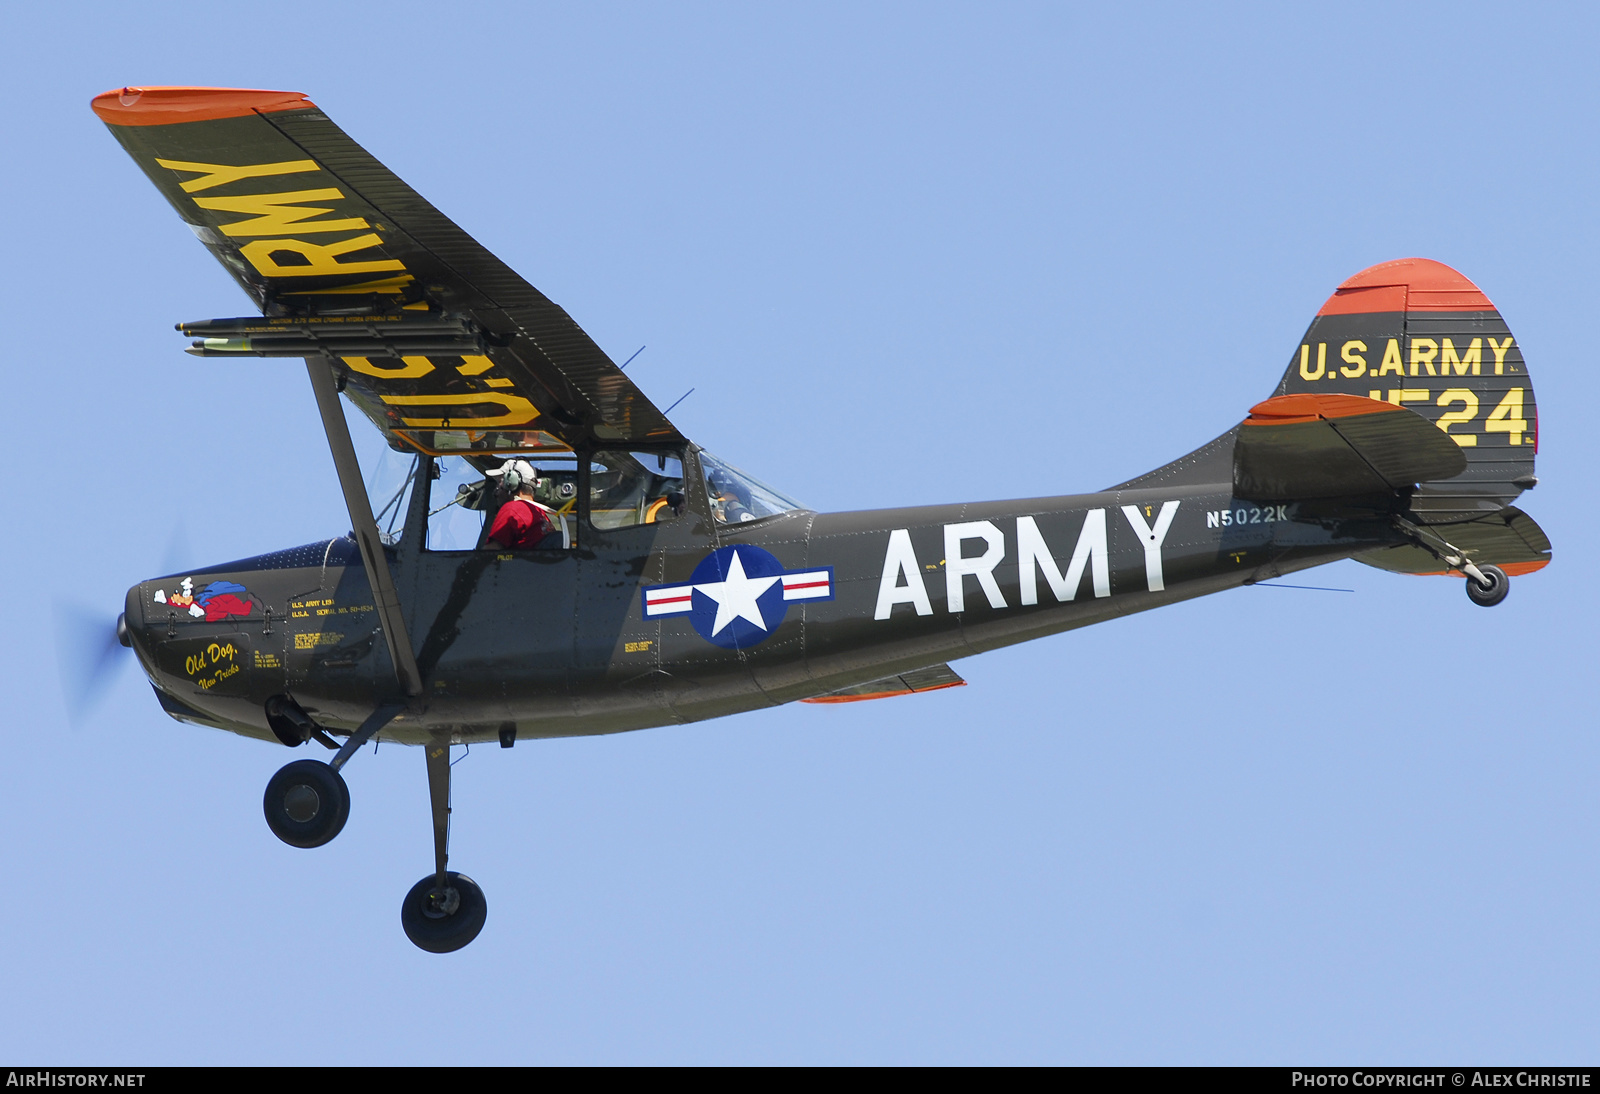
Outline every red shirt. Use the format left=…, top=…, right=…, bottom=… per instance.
left=487, top=499, right=554, bottom=550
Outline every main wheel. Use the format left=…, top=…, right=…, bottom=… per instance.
left=401, top=871, right=488, bottom=953
left=1466, top=564, right=1510, bottom=608
left=263, top=760, right=350, bottom=848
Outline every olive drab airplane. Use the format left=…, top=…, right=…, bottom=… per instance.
left=92, top=85, right=1552, bottom=953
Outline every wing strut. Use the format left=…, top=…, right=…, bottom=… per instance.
left=305, top=358, right=424, bottom=698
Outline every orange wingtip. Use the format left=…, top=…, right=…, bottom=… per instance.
left=91, top=86, right=314, bottom=126
left=801, top=681, right=966, bottom=704
left=1244, top=392, right=1400, bottom=426
left=1316, top=258, right=1495, bottom=317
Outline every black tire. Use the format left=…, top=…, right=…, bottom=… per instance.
left=401, top=871, right=488, bottom=953
left=263, top=760, right=350, bottom=848
left=1466, top=564, right=1510, bottom=608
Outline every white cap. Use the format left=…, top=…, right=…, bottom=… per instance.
left=486, top=459, right=540, bottom=490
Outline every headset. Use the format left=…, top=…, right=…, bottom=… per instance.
left=495, top=460, right=542, bottom=496
left=493, top=460, right=574, bottom=507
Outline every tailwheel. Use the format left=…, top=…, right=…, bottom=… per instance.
left=263, top=759, right=350, bottom=848
left=401, top=871, right=487, bottom=953
left=1466, top=563, right=1510, bottom=607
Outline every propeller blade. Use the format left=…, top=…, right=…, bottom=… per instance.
left=54, top=602, right=131, bottom=728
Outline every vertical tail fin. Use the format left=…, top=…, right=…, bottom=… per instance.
left=1116, top=258, right=1549, bottom=579
left=1119, top=258, right=1539, bottom=521
left=1273, top=258, right=1537, bottom=522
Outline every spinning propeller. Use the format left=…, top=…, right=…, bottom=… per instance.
left=53, top=522, right=190, bottom=727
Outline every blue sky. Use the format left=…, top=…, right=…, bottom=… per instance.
left=5, top=2, right=1596, bottom=1063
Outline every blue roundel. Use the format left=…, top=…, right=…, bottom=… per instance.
left=689, top=544, right=790, bottom=649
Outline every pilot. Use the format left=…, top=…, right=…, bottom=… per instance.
left=707, top=467, right=753, bottom=523
left=484, top=459, right=556, bottom=550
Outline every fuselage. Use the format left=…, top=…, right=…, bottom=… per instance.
left=124, top=477, right=1402, bottom=748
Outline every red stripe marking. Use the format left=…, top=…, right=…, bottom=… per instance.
left=783, top=580, right=830, bottom=590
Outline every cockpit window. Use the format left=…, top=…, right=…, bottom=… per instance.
left=698, top=451, right=805, bottom=524
left=589, top=450, right=685, bottom=530
left=427, top=454, right=578, bottom=551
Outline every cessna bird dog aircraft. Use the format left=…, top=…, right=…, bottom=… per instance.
left=92, top=86, right=1551, bottom=953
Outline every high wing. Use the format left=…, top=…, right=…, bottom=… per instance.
left=93, top=85, right=683, bottom=452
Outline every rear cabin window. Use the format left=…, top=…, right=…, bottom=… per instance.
left=588, top=450, right=685, bottom=530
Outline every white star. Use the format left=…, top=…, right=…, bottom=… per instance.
left=696, top=550, right=781, bottom=636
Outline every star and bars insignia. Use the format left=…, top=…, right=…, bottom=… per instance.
left=641, top=544, right=834, bottom=650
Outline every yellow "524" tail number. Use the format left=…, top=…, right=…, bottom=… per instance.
left=1371, top=387, right=1529, bottom=447
left=1484, top=387, right=1529, bottom=446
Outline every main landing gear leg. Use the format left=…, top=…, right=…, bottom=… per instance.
left=400, top=738, right=487, bottom=953
left=262, top=702, right=404, bottom=849
left=1393, top=516, right=1511, bottom=608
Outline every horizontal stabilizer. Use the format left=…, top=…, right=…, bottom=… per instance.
left=1234, top=393, right=1467, bottom=501
left=801, top=663, right=966, bottom=704
left=1358, top=505, right=1551, bottom=576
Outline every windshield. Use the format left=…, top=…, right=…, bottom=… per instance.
left=364, top=447, right=419, bottom=546
left=698, top=451, right=806, bottom=524
left=426, top=456, right=489, bottom=550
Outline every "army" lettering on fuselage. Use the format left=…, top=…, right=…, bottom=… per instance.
left=873, top=502, right=1180, bottom=620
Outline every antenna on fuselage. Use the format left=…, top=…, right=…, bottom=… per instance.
left=619, top=345, right=646, bottom=370
left=663, top=387, right=695, bottom=416
left=1246, top=581, right=1354, bottom=593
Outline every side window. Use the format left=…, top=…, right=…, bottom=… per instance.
left=505, top=457, right=578, bottom=549
left=424, top=455, right=580, bottom=551
left=589, top=450, right=685, bottom=530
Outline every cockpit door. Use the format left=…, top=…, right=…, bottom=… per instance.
left=395, top=455, right=579, bottom=732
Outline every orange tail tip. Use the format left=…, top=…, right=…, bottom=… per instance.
left=91, top=86, right=314, bottom=126
left=1317, top=257, right=1494, bottom=316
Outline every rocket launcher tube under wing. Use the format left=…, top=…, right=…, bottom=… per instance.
left=177, top=315, right=485, bottom=357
